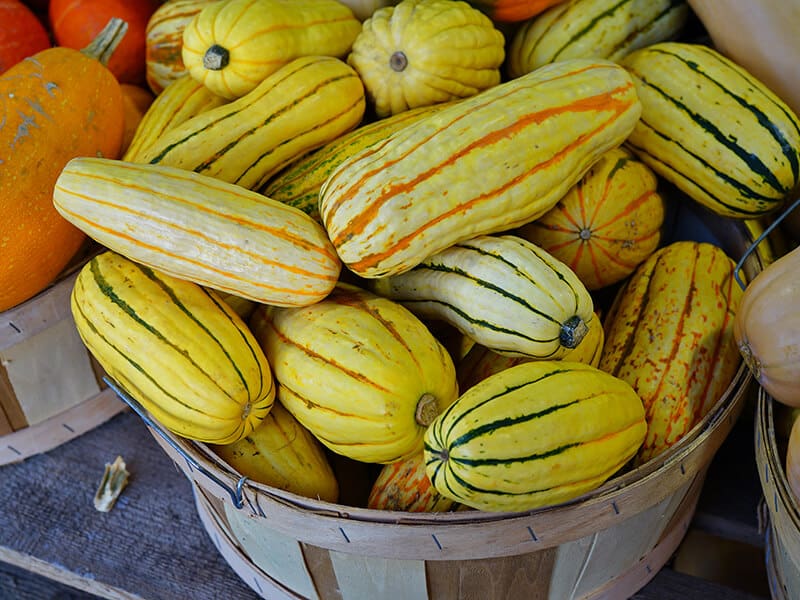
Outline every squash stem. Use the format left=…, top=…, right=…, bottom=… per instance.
left=560, top=315, right=589, bottom=349
left=415, top=393, right=439, bottom=427
left=204, top=45, right=230, bottom=71
left=81, top=18, right=129, bottom=67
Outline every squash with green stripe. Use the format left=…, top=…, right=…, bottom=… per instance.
left=249, top=283, right=459, bottom=464
left=599, top=240, right=742, bottom=464
left=53, top=157, right=341, bottom=307
left=507, top=0, right=689, bottom=79
left=71, top=251, right=274, bottom=444
left=124, top=73, right=227, bottom=164
left=137, top=55, right=365, bottom=191
left=621, top=42, right=800, bottom=219
left=262, top=103, right=448, bottom=222
left=319, top=58, right=641, bottom=278
left=424, top=360, right=647, bottom=512
left=372, top=234, right=595, bottom=359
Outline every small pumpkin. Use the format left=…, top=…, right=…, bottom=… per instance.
left=347, top=0, right=505, bottom=117
left=0, top=0, right=51, bottom=74
left=734, top=241, right=800, bottom=407
left=49, top=0, right=163, bottom=84
left=463, top=0, right=566, bottom=22
left=517, top=147, right=666, bottom=291
left=0, top=19, right=126, bottom=312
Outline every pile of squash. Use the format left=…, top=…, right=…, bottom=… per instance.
left=3, top=0, right=800, bottom=514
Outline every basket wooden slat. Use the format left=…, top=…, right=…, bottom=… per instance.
left=0, top=249, right=126, bottom=462
left=755, top=389, right=800, bottom=600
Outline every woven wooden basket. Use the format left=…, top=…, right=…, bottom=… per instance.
left=755, top=389, right=800, bottom=600
left=101, top=203, right=767, bottom=600
left=0, top=247, right=125, bottom=465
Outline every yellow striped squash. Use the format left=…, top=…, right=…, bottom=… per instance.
left=346, top=0, right=505, bottom=117
left=263, top=103, right=448, bottom=222
left=123, top=73, right=227, bottom=163
left=598, top=240, right=743, bottom=464
left=145, top=0, right=219, bottom=95
left=182, top=0, right=362, bottom=99
left=211, top=402, right=339, bottom=503
left=507, top=0, right=689, bottom=78
left=621, top=42, right=800, bottom=219
left=53, top=157, right=341, bottom=307
left=72, top=251, right=274, bottom=444
left=138, top=55, right=366, bottom=191
left=249, top=284, right=459, bottom=464
left=319, top=58, right=641, bottom=278
left=424, top=360, right=647, bottom=512
left=372, top=234, right=595, bottom=359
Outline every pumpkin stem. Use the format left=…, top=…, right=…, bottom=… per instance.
left=204, top=45, right=230, bottom=71
left=81, top=18, right=128, bottom=67
left=738, top=341, right=761, bottom=380
left=415, top=393, right=439, bottom=427
left=389, top=51, right=408, bottom=72
left=560, top=315, right=589, bottom=349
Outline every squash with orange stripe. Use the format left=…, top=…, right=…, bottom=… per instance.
left=249, top=283, right=459, bottom=464
left=598, top=240, right=743, bottom=464
left=424, top=360, right=647, bottom=512
left=319, top=58, right=641, bottom=278
left=53, top=157, right=341, bottom=307
left=71, top=250, right=274, bottom=444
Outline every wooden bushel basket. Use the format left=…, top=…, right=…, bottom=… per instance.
left=0, top=251, right=125, bottom=465
left=755, top=389, right=800, bottom=600
left=112, top=204, right=767, bottom=600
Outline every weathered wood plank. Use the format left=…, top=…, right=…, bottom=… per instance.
left=0, top=411, right=258, bottom=600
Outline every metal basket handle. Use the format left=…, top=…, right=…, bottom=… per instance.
left=734, top=195, right=800, bottom=290
left=103, top=376, right=248, bottom=509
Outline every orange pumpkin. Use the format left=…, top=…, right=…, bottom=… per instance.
left=0, top=20, right=125, bottom=312
left=0, top=0, right=51, bottom=74
left=49, top=0, right=162, bottom=84
left=517, top=147, right=666, bottom=290
left=463, top=0, right=566, bottom=22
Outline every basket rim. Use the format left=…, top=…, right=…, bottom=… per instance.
left=149, top=361, right=751, bottom=527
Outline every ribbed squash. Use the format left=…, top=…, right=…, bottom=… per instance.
left=320, top=58, right=641, bottom=278
left=138, top=55, right=366, bottom=191
left=346, top=0, right=505, bottom=117
left=211, top=402, right=339, bottom=503
left=249, top=284, right=459, bottom=464
left=145, top=0, right=219, bottom=95
left=72, top=251, right=274, bottom=444
left=372, top=234, right=595, bottom=359
left=517, top=147, right=666, bottom=291
left=733, top=243, right=800, bottom=407
left=456, top=312, right=604, bottom=390
left=621, top=42, right=800, bottom=219
left=368, top=451, right=455, bottom=512
left=599, top=241, right=743, bottom=464
left=507, top=0, right=689, bottom=78
left=123, top=73, right=227, bottom=163
left=182, top=0, right=362, bottom=100
left=262, top=103, right=448, bottom=222
left=53, top=157, right=341, bottom=307
left=424, top=360, right=647, bottom=512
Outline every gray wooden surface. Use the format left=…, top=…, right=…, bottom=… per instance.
left=0, top=402, right=770, bottom=600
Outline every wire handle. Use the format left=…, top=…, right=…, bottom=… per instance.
left=103, top=376, right=248, bottom=509
left=734, top=195, right=800, bottom=290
